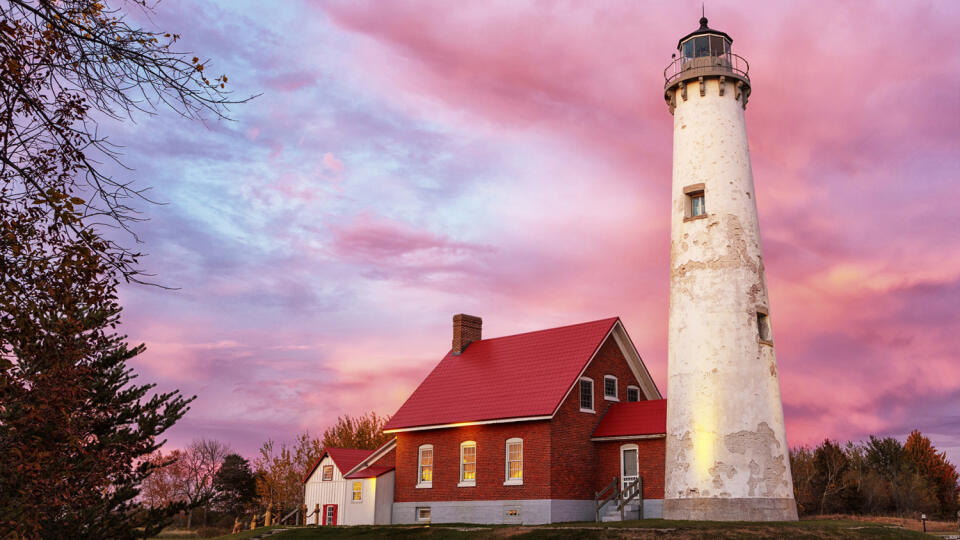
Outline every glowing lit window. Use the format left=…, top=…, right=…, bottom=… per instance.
left=321, top=465, right=333, bottom=482
left=604, top=375, right=618, bottom=401
left=505, top=438, right=523, bottom=485
left=417, top=445, right=433, bottom=487
left=627, top=386, right=640, bottom=402
left=351, top=481, right=362, bottom=502
left=459, top=441, right=476, bottom=486
left=579, top=377, right=594, bottom=412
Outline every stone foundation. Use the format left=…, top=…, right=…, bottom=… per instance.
left=663, top=497, right=798, bottom=521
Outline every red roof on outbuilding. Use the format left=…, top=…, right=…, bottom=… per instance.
left=592, top=399, right=667, bottom=438
left=344, top=465, right=395, bottom=479
left=302, top=448, right=374, bottom=484
left=383, top=317, right=619, bottom=431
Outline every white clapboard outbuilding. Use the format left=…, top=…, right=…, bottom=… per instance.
left=302, top=439, right=396, bottom=525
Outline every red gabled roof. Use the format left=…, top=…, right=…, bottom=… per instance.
left=592, top=399, right=667, bottom=438
left=302, top=448, right=374, bottom=484
left=383, top=317, right=620, bottom=431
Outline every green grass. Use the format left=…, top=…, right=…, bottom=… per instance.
left=193, top=519, right=936, bottom=539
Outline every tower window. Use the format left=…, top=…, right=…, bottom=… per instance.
left=684, top=184, right=706, bottom=220
left=757, top=311, right=772, bottom=343
left=691, top=193, right=705, bottom=216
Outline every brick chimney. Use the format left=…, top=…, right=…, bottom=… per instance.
left=452, top=314, right=482, bottom=355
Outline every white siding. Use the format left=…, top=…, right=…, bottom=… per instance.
left=340, top=477, right=375, bottom=525
left=373, top=471, right=395, bottom=525
left=303, top=457, right=392, bottom=525
left=304, top=456, right=347, bottom=524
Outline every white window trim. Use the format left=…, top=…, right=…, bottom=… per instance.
left=416, top=444, right=433, bottom=488
left=620, top=443, right=640, bottom=491
left=579, top=377, right=595, bottom=413
left=458, top=441, right=477, bottom=487
left=504, top=437, right=523, bottom=486
left=351, top=480, right=362, bottom=503
left=603, top=375, right=619, bottom=401
left=626, top=385, right=640, bottom=402
left=415, top=507, right=431, bottom=522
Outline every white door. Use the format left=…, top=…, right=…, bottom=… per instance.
left=621, top=445, right=638, bottom=491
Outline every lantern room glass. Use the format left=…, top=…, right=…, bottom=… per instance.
left=681, top=34, right=730, bottom=59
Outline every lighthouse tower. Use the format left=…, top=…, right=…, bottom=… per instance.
left=662, top=16, right=798, bottom=521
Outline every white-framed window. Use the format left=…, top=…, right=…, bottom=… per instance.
left=579, top=377, right=594, bottom=412
left=459, top=441, right=477, bottom=487
left=416, top=507, right=431, bottom=522
left=417, top=445, right=433, bottom=488
left=504, top=438, right=523, bottom=485
left=626, top=385, right=641, bottom=402
left=603, top=375, right=618, bottom=401
left=321, top=465, right=333, bottom=481
left=351, top=480, right=362, bottom=502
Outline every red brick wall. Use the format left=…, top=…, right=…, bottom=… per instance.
left=394, top=420, right=551, bottom=502
left=594, top=439, right=665, bottom=500
left=371, top=447, right=396, bottom=468
left=550, top=336, right=644, bottom=500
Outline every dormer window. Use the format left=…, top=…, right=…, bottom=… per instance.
left=603, top=375, right=618, bottom=401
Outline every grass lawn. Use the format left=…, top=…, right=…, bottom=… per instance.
left=193, top=518, right=940, bottom=539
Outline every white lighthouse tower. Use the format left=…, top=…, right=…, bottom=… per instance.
left=662, top=16, right=798, bottom=521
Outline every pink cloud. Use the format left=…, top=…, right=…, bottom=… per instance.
left=323, top=151, right=344, bottom=172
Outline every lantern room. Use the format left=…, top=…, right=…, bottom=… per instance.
left=663, top=16, right=750, bottom=111
left=678, top=17, right=731, bottom=60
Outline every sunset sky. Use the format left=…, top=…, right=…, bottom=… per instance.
left=112, top=1, right=960, bottom=464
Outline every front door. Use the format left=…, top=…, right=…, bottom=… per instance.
left=621, top=445, right=639, bottom=491
left=322, top=504, right=338, bottom=525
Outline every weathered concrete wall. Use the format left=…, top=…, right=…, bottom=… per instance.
left=664, top=77, right=797, bottom=521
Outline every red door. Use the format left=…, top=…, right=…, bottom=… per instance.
left=322, top=504, right=338, bottom=525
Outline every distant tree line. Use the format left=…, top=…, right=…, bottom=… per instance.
left=791, top=430, right=959, bottom=519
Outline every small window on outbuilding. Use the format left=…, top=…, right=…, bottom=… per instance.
left=627, top=386, right=641, bottom=402
left=684, top=184, right=706, bottom=220
left=321, top=465, right=333, bottom=482
left=579, top=377, right=594, bottom=412
left=757, top=311, right=772, bottom=343
left=352, top=481, right=362, bottom=502
left=603, top=375, right=618, bottom=401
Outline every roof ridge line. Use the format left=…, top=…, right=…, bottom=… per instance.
left=466, top=316, right=619, bottom=345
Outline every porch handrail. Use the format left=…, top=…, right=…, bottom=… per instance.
left=618, top=477, right=644, bottom=519
left=594, top=476, right=619, bottom=522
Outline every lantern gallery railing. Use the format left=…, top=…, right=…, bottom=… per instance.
left=663, top=52, right=749, bottom=89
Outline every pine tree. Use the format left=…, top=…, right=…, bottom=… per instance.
left=0, top=197, right=193, bottom=539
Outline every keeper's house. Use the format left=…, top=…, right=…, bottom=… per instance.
left=381, top=315, right=668, bottom=524
left=302, top=443, right=396, bottom=525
